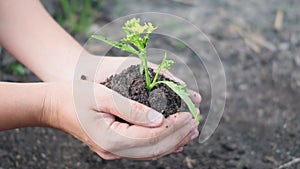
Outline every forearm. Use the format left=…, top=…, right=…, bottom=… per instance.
left=0, top=0, right=83, bottom=81
left=0, top=82, right=48, bottom=130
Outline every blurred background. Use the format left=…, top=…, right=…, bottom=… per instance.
left=0, top=0, right=299, bottom=168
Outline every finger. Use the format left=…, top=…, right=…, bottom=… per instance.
left=178, top=128, right=199, bottom=148
left=89, top=112, right=192, bottom=158
left=94, top=84, right=164, bottom=127
left=124, top=119, right=197, bottom=160
left=146, top=126, right=199, bottom=160
left=163, top=70, right=186, bottom=86
left=150, top=61, right=201, bottom=104
left=151, top=123, right=199, bottom=159
left=94, top=150, right=121, bottom=160
left=108, top=112, right=191, bottom=142
left=132, top=127, right=198, bottom=160
left=112, top=113, right=197, bottom=159
left=197, top=108, right=200, bottom=117
left=188, top=89, right=202, bottom=104
left=95, top=56, right=140, bottom=83
left=175, top=147, right=184, bottom=153
left=160, top=70, right=186, bottom=86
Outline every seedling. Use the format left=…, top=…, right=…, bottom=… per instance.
left=92, top=18, right=200, bottom=124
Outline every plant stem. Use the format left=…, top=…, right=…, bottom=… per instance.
left=149, top=68, right=160, bottom=90
left=139, top=51, right=151, bottom=91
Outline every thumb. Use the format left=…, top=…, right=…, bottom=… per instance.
left=95, top=85, right=164, bottom=127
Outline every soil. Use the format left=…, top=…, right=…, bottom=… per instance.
left=100, top=65, right=182, bottom=118
left=1, top=0, right=300, bottom=169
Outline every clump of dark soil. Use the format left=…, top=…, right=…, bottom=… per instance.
left=101, top=65, right=181, bottom=117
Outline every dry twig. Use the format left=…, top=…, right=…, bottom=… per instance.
left=274, top=10, right=284, bottom=31
left=231, top=25, right=276, bottom=53
left=278, top=157, right=300, bottom=169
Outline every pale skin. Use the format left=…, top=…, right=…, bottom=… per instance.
left=0, top=0, right=201, bottom=160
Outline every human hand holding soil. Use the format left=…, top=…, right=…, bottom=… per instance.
left=72, top=55, right=201, bottom=157
left=42, top=81, right=199, bottom=160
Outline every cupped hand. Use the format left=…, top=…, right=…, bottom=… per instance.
left=42, top=81, right=199, bottom=160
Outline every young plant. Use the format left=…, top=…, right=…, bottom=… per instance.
left=91, top=18, right=200, bottom=124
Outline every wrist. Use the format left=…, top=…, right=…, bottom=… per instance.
left=40, top=82, right=68, bottom=129
left=0, top=82, right=49, bottom=130
left=41, top=81, right=89, bottom=141
left=41, top=82, right=81, bottom=135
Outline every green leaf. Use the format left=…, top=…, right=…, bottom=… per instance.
left=121, top=18, right=157, bottom=51
left=149, top=53, right=175, bottom=90
left=159, top=52, right=175, bottom=72
left=122, top=18, right=157, bottom=35
left=91, top=35, right=139, bottom=55
left=157, top=81, right=200, bottom=124
left=145, top=22, right=157, bottom=34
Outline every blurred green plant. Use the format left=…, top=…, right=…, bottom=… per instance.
left=281, top=3, right=291, bottom=13
left=9, top=63, right=28, bottom=76
left=56, top=0, right=104, bottom=34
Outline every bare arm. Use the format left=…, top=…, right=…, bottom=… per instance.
left=0, top=1, right=201, bottom=159
left=0, top=0, right=82, bottom=81
left=0, top=82, right=47, bottom=130
left=0, top=81, right=198, bottom=160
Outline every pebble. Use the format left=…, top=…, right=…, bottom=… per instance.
left=41, top=153, right=47, bottom=159
left=278, top=42, right=290, bottom=51
left=291, top=71, right=300, bottom=94
left=221, top=143, right=237, bottom=152
left=276, top=149, right=281, bottom=153
left=238, top=149, right=246, bottom=155
left=239, top=84, right=248, bottom=90
left=0, top=149, right=8, bottom=157
left=294, top=55, right=300, bottom=67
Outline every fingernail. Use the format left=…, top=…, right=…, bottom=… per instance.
left=191, top=132, right=198, bottom=140
left=191, top=120, right=198, bottom=130
left=148, top=110, right=163, bottom=124
left=175, top=147, right=183, bottom=153
left=190, top=93, right=201, bottom=103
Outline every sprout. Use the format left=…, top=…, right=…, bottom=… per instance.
left=92, top=18, right=200, bottom=124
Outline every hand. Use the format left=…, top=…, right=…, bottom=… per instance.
left=42, top=80, right=199, bottom=160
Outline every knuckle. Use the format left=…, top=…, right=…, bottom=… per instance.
left=151, top=146, right=164, bottom=157
left=129, top=101, right=146, bottom=122
left=131, top=101, right=145, bottom=113
left=89, top=145, right=113, bottom=159
left=147, top=130, right=161, bottom=145
left=100, top=138, right=120, bottom=153
left=102, top=141, right=119, bottom=153
left=100, top=154, right=118, bottom=160
left=184, top=112, right=193, bottom=121
left=174, top=112, right=192, bottom=124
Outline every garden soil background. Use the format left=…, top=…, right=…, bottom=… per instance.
left=0, top=0, right=300, bottom=168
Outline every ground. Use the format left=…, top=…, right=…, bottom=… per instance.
left=0, top=0, right=300, bottom=169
